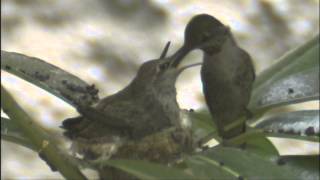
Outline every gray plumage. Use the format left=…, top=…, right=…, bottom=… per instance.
left=184, top=14, right=255, bottom=140
left=61, top=42, right=194, bottom=159
left=201, top=34, right=255, bottom=139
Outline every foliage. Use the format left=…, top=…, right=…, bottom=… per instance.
left=1, top=34, right=319, bottom=179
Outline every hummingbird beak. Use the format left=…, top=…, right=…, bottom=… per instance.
left=159, top=41, right=171, bottom=59
left=170, top=45, right=192, bottom=68
left=177, top=62, right=202, bottom=74
left=168, top=44, right=201, bottom=74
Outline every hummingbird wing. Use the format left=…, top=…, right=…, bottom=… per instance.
left=234, top=48, right=255, bottom=107
left=61, top=112, right=126, bottom=160
left=77, top=105, right=131, bottom=129
left=62, top=116, right=90, bottom=139
left=62, top=100, right=149, bottom=140
left=61, top=98, right=133, bottom=140
left=62, top=113, right=130, bottom=140
left=95, top=94, right=174, bottom=139
left=200, top=41, right=255, bottom=140
left=222, top=48, right=255, bottom=139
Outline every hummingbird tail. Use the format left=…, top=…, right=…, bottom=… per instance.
left=221, top=115, right=247, bottom=140
left=61, top=116, right=84, bottom=139
left=222, top=123, right=246, bottom=140
left=61, top=116, right=83, bottom=129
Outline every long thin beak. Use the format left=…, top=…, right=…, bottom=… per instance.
left=159, top=41, right=171, bottom=59
left=178, top=62, right=202, bottom=74
left=170, top=45, right=192, bottom=67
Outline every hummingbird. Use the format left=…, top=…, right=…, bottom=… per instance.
left=183, top=14, right=256, bottom=142
left=61, top=41, right=201, bottom=160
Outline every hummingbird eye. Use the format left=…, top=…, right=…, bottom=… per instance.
left=158, top=62, right=170, bottom=71
left=201, top=31, right=211, bottom=42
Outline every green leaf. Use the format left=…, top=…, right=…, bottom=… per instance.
left=102, top=159, right=194, bottom=180
left=189, top=109, right=221, bottom=144
left=251, top=67, right=319, bottom=110
left=244, top=131, right=279, bottom=160
left=1, top=117, right=37, bottom=151
left=281, top=155, right=319, bottom=180
left=2, top=117, right=26, bottom=136
left=266, top=133, right=319, bottom=142
left=200, top=146, right=301, bottom=180
left=1, top=50, right=99, bottom=107
left=190, top=109, right=217, bottom=133
left=221, top=127, right=282, bottom=161
left=255, top=110, right=319, bottom=136
left=186, top=155, right=238, bottom=179
left=1, top=86, right=86, bottom=179
left=249, top=34, right=319, bottom=111
left=253, top=34, right=319, bottom=89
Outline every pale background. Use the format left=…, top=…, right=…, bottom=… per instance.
left=1, top=0, right=319, bottom=179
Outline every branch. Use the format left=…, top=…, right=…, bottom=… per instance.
left=1, top=85, right=87, bottom=180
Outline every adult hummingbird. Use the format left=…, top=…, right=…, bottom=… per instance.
left=183, top=14, right=256, bottom=141
left=61, top=41, right=200, bottom=160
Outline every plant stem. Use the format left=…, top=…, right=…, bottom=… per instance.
left=1, top=85, right=87, bottom=180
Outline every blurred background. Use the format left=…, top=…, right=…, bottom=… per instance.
left=1, top=0, right=319, bottom=179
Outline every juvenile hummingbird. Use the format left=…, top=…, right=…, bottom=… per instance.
left=183, top=14, right=255, bottom=141
left=61, top=41, right=200, bottom=160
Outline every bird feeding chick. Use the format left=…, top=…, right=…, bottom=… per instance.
left=182, top=14, right=256, bottom=144
left=61, top=42, right=200, bottom=162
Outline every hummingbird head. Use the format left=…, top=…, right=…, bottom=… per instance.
left=170, top=14, right=230, bottom=67
left=132, top=47, right=200, bottom=94
left=184, top=14, right=230, bottom=54
left=134, top=58, right=182, bottom=90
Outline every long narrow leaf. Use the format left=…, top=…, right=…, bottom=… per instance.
left=253, top=34, right=319, bottom=88
left=278, top=155, right=319, bottom=180
left=1, top=51, right=99, bottom=107
left=250, top=67, right=319, bottom=110
left=101, top=159, right=194, bottom=180
left=189, top=110, right=219, bottom=143
left=249, top=35, right=319, bottom=111
left=255, top=110, right=319, bottom=136
left=266, top=133, right=319, bottom=142
left=200, top=146, right=302, bottom=180
left=1, top=86, right=86, bottom=179
left=2, top=117, right=37, bottom=151
left=244, top=132, right=279, bottom=160
left=186, top=155, right=237, bottom=179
